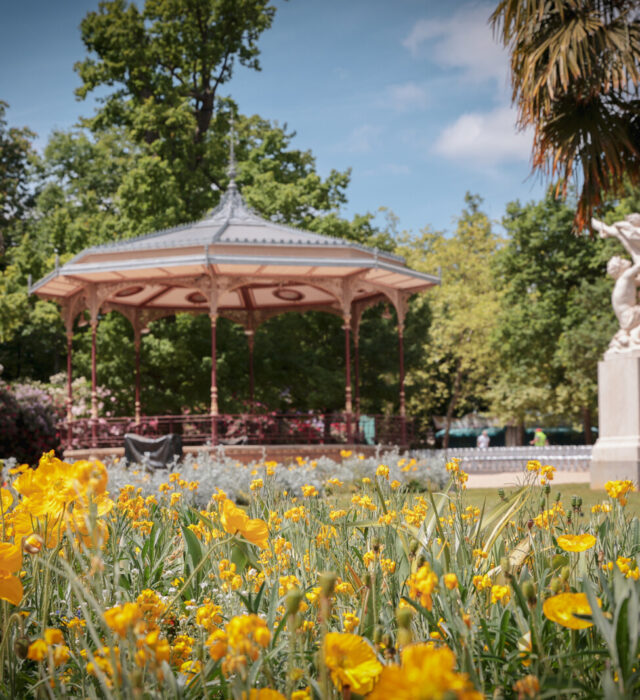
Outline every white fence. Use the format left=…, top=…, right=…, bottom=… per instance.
left=412, top=445, right=592, bottom=473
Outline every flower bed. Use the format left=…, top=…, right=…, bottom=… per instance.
left=0, top=452, right=636, bottom=697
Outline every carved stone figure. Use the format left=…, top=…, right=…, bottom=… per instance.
left=593, top=215, right=640, bottom=355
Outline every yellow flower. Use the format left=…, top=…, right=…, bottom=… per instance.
left=491, top=585, right=510, bottom=605
left=513, top=675, right=540, bottom=699
left=104, top=602, right=142, bottom=637
left=605, top=479, right=635, bottom=503
left=616, top=556, right=640, bottom=578
left=557, top=533, right=596, bottom=553
left=44, top=628, right=64, bottom=646
left=472, top=574, right=492, bottom=591
left=250, top=479, right=264, bottom=491
left=376, top=464, right=389, bottom=479
left=540, top=465, right=555, bottom=483
left=368, top=643, right=482, bottom=699
left=343, top=612, right=360, bottom=633
left=406, top=564, right=438, bottom=610
left=301, top=485, right=318, bottom=498
left=543, top=592, right=599, bottom=630
left=27, top=638, right=47, bottom=662
left=220, top=499, right=269, bottom=549
left=0, top=542, right=23, bottom=606
left=242, top=690, right=286, bottom=700
left=206, top=629, right=228, bottom=660
left=444, top=573, right=459, bottom=590
left=323, top=632, right=382, bottom=695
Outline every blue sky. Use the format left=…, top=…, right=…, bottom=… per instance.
left=0, top=0, right=547, bottom=235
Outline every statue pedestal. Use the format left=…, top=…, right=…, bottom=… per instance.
left=592, top=353, right=640, bottom=488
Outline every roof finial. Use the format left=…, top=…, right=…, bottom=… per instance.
left=227, top=116, right=237, bottom=188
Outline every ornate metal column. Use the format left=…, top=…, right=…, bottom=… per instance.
left=65, top=329, right=73, bottom=449
left=210, top=313, right=218, bottom=445
left=134, top=325, right=142, bottom=425
left=85, top=285, right=103, bottom=450
left=385, top=290, right=409, bottom=448
left=245, top=329, right=255, bottom=407
left=353, top=334, right=360, bottom=417
left=343, top=314, right=353, bottom=442
left=90, top=317, right=98, bottom=449
left=398, top=320, right=407, bottom=447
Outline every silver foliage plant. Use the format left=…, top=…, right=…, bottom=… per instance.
left=105, top=447, right=448, bottom=507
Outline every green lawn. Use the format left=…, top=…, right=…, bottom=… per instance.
left=463, top=482, right=640, bottom=518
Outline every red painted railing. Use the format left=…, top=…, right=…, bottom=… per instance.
left=63, top=413, right=413, bottom=450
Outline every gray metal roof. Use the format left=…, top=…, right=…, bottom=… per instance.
left=74, top=181, right=405, bottom=264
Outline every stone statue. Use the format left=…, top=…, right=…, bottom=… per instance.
left=593, top=214, right=640, bottom=355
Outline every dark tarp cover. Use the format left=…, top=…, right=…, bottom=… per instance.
left=124, top=433, right=182, bottom=468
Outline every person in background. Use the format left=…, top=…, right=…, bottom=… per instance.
left=530, top=427, right=548, bottom=447
left=477, top=429, right=490, bottom=449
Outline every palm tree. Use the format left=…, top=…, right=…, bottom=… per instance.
left=491, top=0, right=640, bottom=229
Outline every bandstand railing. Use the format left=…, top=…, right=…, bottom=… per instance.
left=63, top=413, right=414, bottom=450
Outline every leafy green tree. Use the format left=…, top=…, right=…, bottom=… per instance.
left=0, top=103, right=40, bottom=343
left=491, top=0, right=640, bottom=229
left=0, top=101, right=37, bottom=259
left=400, top=194, right=501, bottom=447
left=74, top=0, right=276, bottom=218
left=490, top=188, right=617, bottom=442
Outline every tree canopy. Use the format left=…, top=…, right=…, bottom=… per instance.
left=489, top=187, right=617, bottom=439
left=491, top=0, right=640, bottom=229
left=400, top=194, right=501, bottom=446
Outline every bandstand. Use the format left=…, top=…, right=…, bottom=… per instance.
left=30, top=160, right=439, bottom=457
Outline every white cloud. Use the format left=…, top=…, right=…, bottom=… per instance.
left=403, top=3, right=508, bottom=87
left=386, top=82, right=428, bottom=112
left=343, top=124, right=383, bottom=154
left=434, top=106, right=533, bottom=165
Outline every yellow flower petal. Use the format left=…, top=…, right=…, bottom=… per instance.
left=557, top=534, right=596, bottom=553
left=0, top=573, right=23, bottom=606
left=324, top=632, right=382, bottom=695
left=543, top=592, right=599, bottom=630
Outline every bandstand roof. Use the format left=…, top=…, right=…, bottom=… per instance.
left=31, top=175, right=439, bottom=330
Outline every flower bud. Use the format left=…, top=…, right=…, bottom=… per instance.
left=560, top=566, right=570, bottom=582
left=550, top=577, right=562, bottom=593
left=551, top=554, right=568, bottom=570
left=13, top=637, right=29, bottom=660
left=522, top=580, right=536, bottom=605
left=22, top=534, right=43, bottom=555
left=396, top=606, right=413, bottom=630
left=285, top=587, right=303, bottom=616
left=319, top=572, right=336, bottom=597
left=397, top=627, right=412, bottom=648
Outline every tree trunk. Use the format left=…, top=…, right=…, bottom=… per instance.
left=442, top=364, right=463, bottom=449
left=517, top=420, right=525, bottom=446
left=583, top=405, right=592, bottom=445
